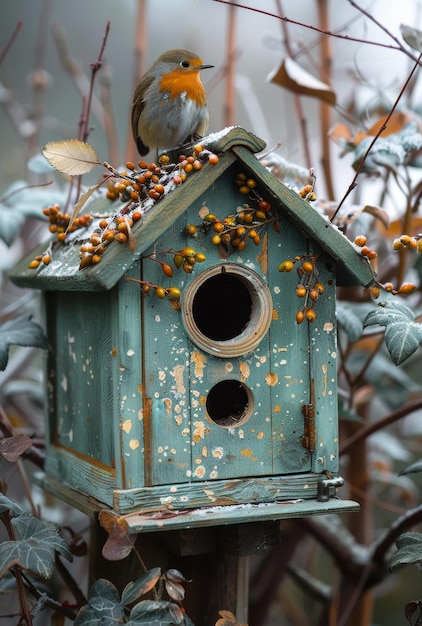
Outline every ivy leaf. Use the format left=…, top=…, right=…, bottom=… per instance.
left=121, top=568, right=161, bottom=606
left=390, top=532, right=422, bottom=571
left=0, top=315, right=50, bottom=371
left=0, top=513, right=72, bottom=579
left=74, top=579, right=125, bottom=626
left=0, top=494, right=23, bottom=516
left=128, top=599, right=184, bottom=624
left=336, top=302, right=363, bottom=343
left=363, top=301, right=422, bottom=365
left=42, top=139, right=101, bottom=176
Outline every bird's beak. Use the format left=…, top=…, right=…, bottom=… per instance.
left=199, top=64, right=214, bottom=70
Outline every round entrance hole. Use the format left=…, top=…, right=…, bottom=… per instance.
left=182, top=263, right=273, bottom=357
left=206, top=380, right=253, bottom=427
left=192, top=273, right=252, bottom=340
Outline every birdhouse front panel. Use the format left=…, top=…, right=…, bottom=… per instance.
left=139, top=170, right=336, bottom=491
left=10, top=128, right=374, bottom=525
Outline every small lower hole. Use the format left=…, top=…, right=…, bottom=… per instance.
left=206, top=380, right=252, bottom=427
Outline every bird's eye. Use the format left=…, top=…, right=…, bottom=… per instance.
left=181, top=60, right=190, bottom=68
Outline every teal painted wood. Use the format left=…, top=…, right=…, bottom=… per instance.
left=47, top=290, right=115, bottom=463
left=112, top=473, right=321, bottom=514
left=112, top=263, right=145, bottom=489
left=116, top=498, right=359, bottom=532
left=231, top=145, right=374, bottom=288
left=306, top=242, right=340, bottom=475
left=42, top=447, right=115, bottom=507
left=33, top=471, right=359, bottom=530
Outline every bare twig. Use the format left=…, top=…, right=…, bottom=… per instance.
left=210, top=0, right=422, bottom=62
left=340, top=397, right=422, bottom=456
left=332, top=52, right=422, bottom=221
left=0, top=21, right=22, bottom=65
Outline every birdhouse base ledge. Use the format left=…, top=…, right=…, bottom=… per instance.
left=34, top=472, right=359, bottom=532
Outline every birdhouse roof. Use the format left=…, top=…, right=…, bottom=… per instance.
left=10, top=126, right=374, bottom=291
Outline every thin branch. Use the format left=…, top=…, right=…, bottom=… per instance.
left=81, top=20, right=110, bottom=142
left=332, top=52, right=422, bottom=221
left=210, top=0, right=421, bottom=60
left=340, top=397, right=422, bottom=456
left=0, top=21, right=22, bottom=65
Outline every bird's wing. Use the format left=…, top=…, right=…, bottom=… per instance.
left=131, top=74, right=155, bottom=156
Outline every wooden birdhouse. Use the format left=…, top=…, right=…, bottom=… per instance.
left=11, top=127, right=374, bottom=532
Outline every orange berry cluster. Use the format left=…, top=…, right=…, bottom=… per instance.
left=392, top=233, right=422, bottom=252
left=353, top=235, right=377, bottom=260
left=106, top=145, right=219, bottom=204
left=184, top=174, right=276, bottom=253
left=366, top=280, right=416, bottom=299
left=77, top=213, right=142, bottom=269
left=278, top=255, right=324, bottom=323
left=28, top=204, right=94, bottom=269
left=298, top=184, right=317, bottom=202
left=124, top=246, right=207, bottom=308
left=125, top=276, right=182, bottom=309
left=172, top=247, right=206, bottom=274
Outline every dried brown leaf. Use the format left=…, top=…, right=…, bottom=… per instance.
left=42, top=139, right=100, bottom=176
left=268, top=57, right=336, bottom=106
left=69, top=182, right=102, bottom=228
left=401, top=24, right=422, bottom=51
left=215, top=610, right=248, bottom=626
left=164, top=579, right=185, bottom=603
left=98, top=510, right=136, bottom=561
left=0, top=434, right=33, bottom=462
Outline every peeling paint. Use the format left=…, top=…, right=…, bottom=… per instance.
left=191, top=351, right=206, bottom=378
left=60, top=375, right=68, bottom=392
left=225, top=362, right=233, bottom=374
left=240, top=447, right=258, bottom=460
left=163, top=398, right=172, bottom=415
left=121, top=419, right=132, bottom=433
left=322, top=364, right=328, bottom=396
left=193, top=421, right=209, bottom=442
left=212, top=447, right=224, bottom=458
left=171, top=364, right=186, bottom=393
left=127, top=349, right=135, bottom=357
left=239, top=362, right=250, bottom=380
left=129, top=439, right=139, bottom=450
left=265, top=372, right=278, bottom=386
left=201, top=446, right=208, bottom=457
left=323, top=322, right=334, bottom=333
left=193, top=465, right=206, bottom=478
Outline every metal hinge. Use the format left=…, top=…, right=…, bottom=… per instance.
left=301, top=402, right=316, bottom=451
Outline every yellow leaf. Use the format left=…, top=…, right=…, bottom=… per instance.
left=42, top=139, right=100, bottom=176
left=267, top=57, right=336, bottom=106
